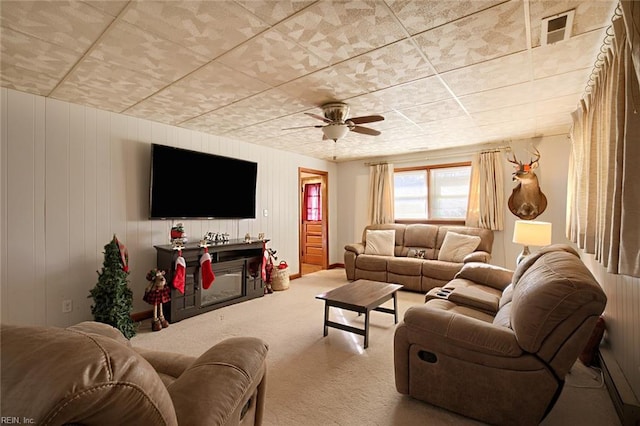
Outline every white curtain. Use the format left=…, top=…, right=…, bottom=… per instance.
left=568, top=5, right=640, bottom=278
left=465, top=151, right=504, bottom=230
left=368, top=163, right=394, bottom=224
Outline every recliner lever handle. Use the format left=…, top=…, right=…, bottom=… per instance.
left=418, top=350, right=438, bottom=363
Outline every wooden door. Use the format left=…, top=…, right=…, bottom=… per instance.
left=302, top=221, right=323, bottom=265
left=299, top=170, right=328, bottom=270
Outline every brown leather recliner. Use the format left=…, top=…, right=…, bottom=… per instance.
left=1, top=321, right=268, bottom=425
left=394, top=244, right=607, bottom=426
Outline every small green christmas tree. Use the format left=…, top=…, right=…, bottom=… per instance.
left=89, top=235, right=136, bottom=339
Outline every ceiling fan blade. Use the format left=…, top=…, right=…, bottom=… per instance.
left=348, top=115, right=384, bottom=125
left=282, top=124, right=323, bottom=130
left=351, top=126, right=381, bottom=136
left=305, top=112, right=332, bottom=123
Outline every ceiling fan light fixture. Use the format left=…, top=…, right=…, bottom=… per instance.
left=322, top=124, right=349, bottom=142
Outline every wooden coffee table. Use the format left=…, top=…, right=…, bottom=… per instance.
left=315, top=279, right=403, bottom=349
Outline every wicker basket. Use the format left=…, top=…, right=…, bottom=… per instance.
left=271, top=266, right=290, bottom=291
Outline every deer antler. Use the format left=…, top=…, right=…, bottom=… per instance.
left=527, top=148, right=540, bottom=165
left=507, top=153, right=522, bottom=166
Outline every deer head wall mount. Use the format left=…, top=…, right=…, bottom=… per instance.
left=507, top=148, right=547, bottom=220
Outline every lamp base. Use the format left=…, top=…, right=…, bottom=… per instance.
left=516, top=245, right=531, bottom=265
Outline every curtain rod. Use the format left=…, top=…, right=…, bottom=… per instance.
left=364, top=145, right=511, bottom=167
left=582, top=3, right=623, bottom=100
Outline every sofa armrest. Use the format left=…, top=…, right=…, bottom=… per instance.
left=403, top=304, right=522, bottom=357
left=168, top=337, right=268, bottom=426
left=345, top=243, right=365, bottom=255
left=134, top=347, right=196, bottom=381
left=463, top=251, right=491, bottom=263
left=454, top=262, right=513, bottom=291
left=67, top=321, right=131, bottom=347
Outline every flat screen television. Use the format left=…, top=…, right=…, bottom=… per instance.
left=149, top=144, right=257, bottom=219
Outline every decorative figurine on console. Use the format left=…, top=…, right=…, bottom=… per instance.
left=203, top=231, right=230, bottom=244
left=170, top=223, right=187, bottom=245
left=144, top=268, right=171, bottom=331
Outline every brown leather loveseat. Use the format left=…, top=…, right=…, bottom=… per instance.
left=394, top=244, right=607, bottom=425
left=1, top=321, right=268, bottom=425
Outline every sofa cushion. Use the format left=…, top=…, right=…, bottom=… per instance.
left=365, top=229, right=395, bottom=256
left=443, top=278, right=502, bottom=313
left=387, top=257, right=424, bottom=275
left=437, top=232, right=481, bottom=262
left=421, top=260, right=463, bottom=281
left=404, top=224, right=438, bottom=258
left=355, top=254, right=388, bottom=271
left=436, top=226, right=494, bottom=254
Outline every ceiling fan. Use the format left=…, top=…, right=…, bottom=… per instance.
left=283, top=102, right=384, bottom=142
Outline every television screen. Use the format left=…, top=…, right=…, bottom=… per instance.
left=149, top=144, right=257, bottom=219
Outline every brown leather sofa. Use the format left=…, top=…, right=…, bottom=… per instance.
left=394, top=244, right=607, bottom=426
left=1, top=321, right=268, bottom=425
left=344, top=224, right=494, bottom=292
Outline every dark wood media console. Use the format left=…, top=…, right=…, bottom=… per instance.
left=154, top=239, right=267, bottom=322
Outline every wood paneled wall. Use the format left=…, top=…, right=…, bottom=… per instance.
left=1, top=88, right=336, bottom=327
left=582, top=254, right=640, bottom=398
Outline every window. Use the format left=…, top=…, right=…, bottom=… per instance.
left=304, top=183, right=322, bottom=221
left=394, top=163, right=471, bottom=221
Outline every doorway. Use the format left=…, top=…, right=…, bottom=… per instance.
left=299, top=168, right=328, bottom=276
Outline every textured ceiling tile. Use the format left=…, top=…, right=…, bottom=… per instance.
left=52, top=57, right=167, bottom=113
left=399, top=98, right=467, bottom=123
left=326, top=39, right=434, bottom=92
left=479, top=119, right=536, bottom=141
left=528, top=0, right=616, bottom=48
left=0, top=0, right=115, bottom=54
left=387, top=0, right=504, bottom=35
left=532, top=30, right=602, bottom=79
left=417, top=115, right=478, bottom=135
left=414, top=1, right=527, bottom=73
left=121, top=1, right=269, bottom=59
left=125, top=61, right=270, bottom=125
left=458, top=82, right=535, bottom=113
left=534, top=93, right=581, bottom=117
left=235, top=0, right=316, bottom=25
left=473, top=103, right=535, bottom=126
left=277, top=0, right=406, bottom=64
left=0, top=64, right=58, bottom=96
left=441, top=51, right=531, bottom=96
left=82, top=1, right=129, bottom=17
left=347, top=76, right=452, bottom=112
left=218, top=28, right=328, bottom=86
left=89, top=20, right=210, bottom=83
left=535, top=121, right=571, bottom=136
left=278, top=66, right=372, bottom=106
left=0, top=27, right=80, bottom=79
left=532, top=68, right=589, bottom=101
left=196, top=88, right=311, bottom=128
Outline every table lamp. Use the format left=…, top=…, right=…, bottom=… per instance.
left=512, top=220, right=552, bottom=264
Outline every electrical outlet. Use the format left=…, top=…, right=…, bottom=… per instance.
left=62, top=299, right=72, bottom=313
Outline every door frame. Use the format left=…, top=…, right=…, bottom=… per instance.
left=298, top=167, right=329, bottom=273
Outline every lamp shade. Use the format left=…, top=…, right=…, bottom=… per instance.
left=322, top=124, right=349, bottom=141
left=513, top=220, right=552, bottom=246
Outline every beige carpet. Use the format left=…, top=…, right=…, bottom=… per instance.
left=132, top=269, right=620, bottom=426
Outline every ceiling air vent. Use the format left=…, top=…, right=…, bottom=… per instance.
left=541, top=10, right=575, bottom=45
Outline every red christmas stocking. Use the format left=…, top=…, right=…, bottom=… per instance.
left=173, top=251, right=186, bottom=294
left=261, top=241, right=268, bottom=282
left=200, top=247, right=215, bottom=289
